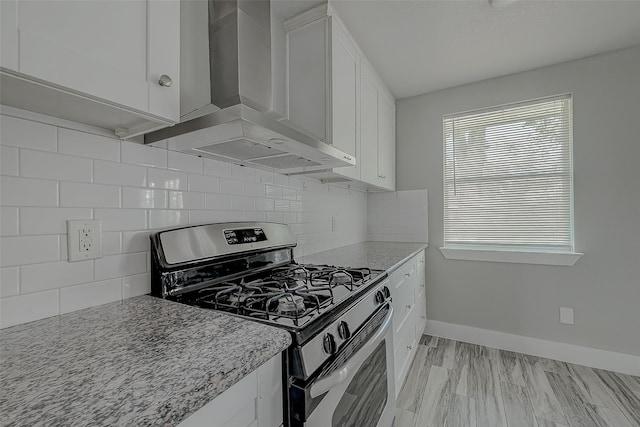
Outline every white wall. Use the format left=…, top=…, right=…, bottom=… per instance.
left=0, top=114, right=367, bottom=328
left=396, top=46, right=640, bottom=356
left=367, top=189, right=428, bottom=243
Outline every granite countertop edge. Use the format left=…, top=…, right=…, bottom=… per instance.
left=381, top=242, right=429, bottom=274
left=0, top=296, right=291, bottom=426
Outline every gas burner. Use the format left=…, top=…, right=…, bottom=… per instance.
left=271, top=265, right=310, bottom=282
left=276, top=295, right=305, bottom=315
left=228, top=290, right=255, bottom=304
left=329, top=271, right=353, bottom=285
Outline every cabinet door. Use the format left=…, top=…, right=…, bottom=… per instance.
left=1, top=0, right=178, bottom=122
left=360, top=63, right=380, bottom=185
left=286, top=18, right=329, bottom=142
left=331, top=19, right=359, bottom=180
left=378, top=93, right=396, bottom=190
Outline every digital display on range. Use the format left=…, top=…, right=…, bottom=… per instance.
left=224, top=228, right=267, bottom=245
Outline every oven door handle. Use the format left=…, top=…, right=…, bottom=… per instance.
left=309, top=305, right=393, bottom=398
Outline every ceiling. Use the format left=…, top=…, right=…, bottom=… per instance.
left=274, top=0, right=640, bottom=100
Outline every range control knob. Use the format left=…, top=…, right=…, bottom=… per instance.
left=322, top=333, right=337, bottom=355
left=375, top=290, right=385, bottom=304
left=382, top=286, right=391, bottom=299
left=337, top=321, right=351, bottom=340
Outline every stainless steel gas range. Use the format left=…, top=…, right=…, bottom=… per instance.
left=150, top=222, right=395, bottom=427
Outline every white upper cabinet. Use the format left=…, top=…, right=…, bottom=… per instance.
left=284, top=4, right=394, bottom=190
left=360, top=60, right=396, bottom=191
left=330, top=19, right=360, bottom=180
left=377, top=90, right=396, bottom=190
left=0, top=0, right=179, bottom=138
left=285, top=9, right=360, bottom=180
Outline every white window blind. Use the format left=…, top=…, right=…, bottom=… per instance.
left=443, top=94, right=574, bottom=252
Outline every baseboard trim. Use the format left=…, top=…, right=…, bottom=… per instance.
left=425, top=319, right=640, bottom=376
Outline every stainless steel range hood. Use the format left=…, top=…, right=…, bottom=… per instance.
left=144, top=0, right=355, bottom=174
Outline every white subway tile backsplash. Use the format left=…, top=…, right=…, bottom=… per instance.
left=231, top=164, right=255, bottom=182
left=266, top=212, right=283, bottom=223
left=94, top=160, right=147, bottom=187
left=245, top=211, right=266, bottom=222
left=219, top=211, right=245, bottom=221
left=58, top=128, right=120, bottom=161
left=20, top=207, right=92, bottom=235
left=121, top=141, right=167, bottom=168
left=123, top=273, right=150, bottom=299
left=188, top=174, right=220, bottom=193
left=282, top=212, right=297, bottom=224
left=274, top=199, right=290, bottom=211
left=148, top=210, right=188, bottom=229
left=21, top=260, right=94, bottom=294
left=122, top=230, right=151, bottom=253
left=289, top=177, right=304, bottom=190
left=203, top=158, right=232, bottom=178
left=0, top=115, right=57, bottom=152
left=1, top=146, right=19, bottom=176
left=220, top=178, right=244, bottom=195
left=232, top=195, right=255, bottom=211
left=255, top=169, right=274, bottom=184
left=168, top=150, right=203, bottom=174
left=59, top=278, right=122, bottom=315
left=94, top=252, right=147, bottom=281
left=205, top=193, right=232, bottom=210
left=282, top=188, right=297, bottom=201
left=1, top=207, right=18, bottom=236
left=255, top=197, right=274, bottom=212
left=60, top=182, right=119, bottom=208
left=0, top=114, right=369, bottom=327
left=266, top=185, right=283, bottom=199
left=0, top=267, right=19, bottom=297
left=0, top=176, right=58, bottom=207
left=95, top=209, right=146, bottom=232
left=102, top=232, right=122, bottom=256
left=147, top=168, right=187, bottom=190
left=168, top=191, right=204, bottom=210
left=189, top=210, right=219, bottom=225
left=0, top=290, right=59, bottom=329
left=122, top=187, right=167, bottom=209
left=274, top=173, right=289, bottom=187
left=244, top=182, right=265, bottom=197
left=60, top=235, right=68, bottom=261
left=290, top=201, right=303, bottom=212
left=0, top=235, right=59, bottom=267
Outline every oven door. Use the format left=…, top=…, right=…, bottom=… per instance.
left=297, top=303, right=395, bottom=427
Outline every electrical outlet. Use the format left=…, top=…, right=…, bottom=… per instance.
left=67, top=220, right=102, bottom=262
left=560, top=307, right=574, bottom=325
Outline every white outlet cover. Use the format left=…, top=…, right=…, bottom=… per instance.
left=67, top=219, right=102, bottom=262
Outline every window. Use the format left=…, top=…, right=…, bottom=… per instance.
left=441, top=94, right=581, bottom=265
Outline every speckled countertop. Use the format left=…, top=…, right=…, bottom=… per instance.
left=0, top=296, right=291, bottom=427
left=300, top=241, right=428, bottom=273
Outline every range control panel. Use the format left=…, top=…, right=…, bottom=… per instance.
left=224, top=228, right=268, bottom=245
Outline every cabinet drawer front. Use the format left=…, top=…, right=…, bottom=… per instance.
left=389, top=256, right=417, bottom=287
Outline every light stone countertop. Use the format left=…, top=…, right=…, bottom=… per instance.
left=300, top=241, right=428, bottom=274
left=0, top=295, right=291, bottom=427
left=0, top=241, right=426, bottom=426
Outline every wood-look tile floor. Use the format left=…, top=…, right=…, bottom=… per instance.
left=395, top=335, right=640, bottom=427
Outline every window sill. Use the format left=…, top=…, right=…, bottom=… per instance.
left=439, top=247, right=583, bottom=266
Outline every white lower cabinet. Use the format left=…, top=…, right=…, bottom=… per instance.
left=390, top=250, right=426, bottom=398
left=178, top=354, right=283, bottom=427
